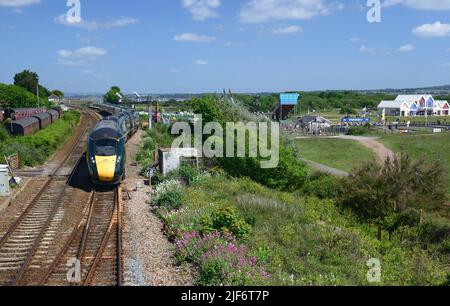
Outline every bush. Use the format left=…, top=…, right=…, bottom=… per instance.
left=178, top=164, right=201, bottom=185
left=418, top=219, right=450, bottom=244
left=0, top=125, right=9, bottom=142
left=189, top=96, right=309, bottom=192
left=174, top=231, right=269, bottom=286
left=340, top=155, right=447, bottom=240
left=302, top=173, right=340, bottom=199
left=203, top=206, right=251, bottom=238
left=340, top=107, right=357, bottom=115
left=152, top=180, right=185, bottom=210
left=141, top=137, right=155, bottom=151
left=346, top=126, right=370, bottom=136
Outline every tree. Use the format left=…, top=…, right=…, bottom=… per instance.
left=0, top=83, right=49, bottom=108
left=340, top=154, right=447, bottom=241
left=38, top=85, right=50, bottom=98
left=104, top=86, right=123, bottom=104
left=14, top=70, right=39, bottom=94
left=51, top=90, right=64, bottom=98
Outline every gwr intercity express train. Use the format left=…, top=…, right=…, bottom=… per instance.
left=87, top=104, right=139, bottom=185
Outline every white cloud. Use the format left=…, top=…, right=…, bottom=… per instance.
left=82, top=70, right=94, bottom=74
left=224, top=41, right=240, bottom=47
left=194, top=59, right=208, bottom=65
left=359, top=46, right=376, bottom=53
left=443, top=62, right=450, bottom=68
left=57, top=46, right=107, bottom=66
left=240, top=0, right=344, bottom=23
left=55, top=15, right=139, bottom=31
left=169, top=68, right=181, bottom=73
left=0, top=0, right=40, bottom=7
left=174, top=32, right=216, bottom=42
left=383, top=0, right=450, bottom=10
left=348, top=37, right=365, bottom=43
left=182, top=0, right=221, bottom=21
left=413, top=21, right=450, bottom=37
left=397, top=44, right=414, bottom=52
left=271, top=25, right=303, bottom=34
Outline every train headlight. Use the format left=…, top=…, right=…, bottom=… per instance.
left=90, top=157, right=96, bottom=164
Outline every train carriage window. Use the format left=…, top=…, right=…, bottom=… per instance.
left=95, top=139, right=117, bottom=156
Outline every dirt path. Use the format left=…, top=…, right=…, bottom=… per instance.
left=301, top=158, right=349, bottom=177
left=296, top=135, right=396, bottom=177
left=337, top=136, right=395, bottom=162
left=122, top=130, right=194, bottom=286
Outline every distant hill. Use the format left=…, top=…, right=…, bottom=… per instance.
left=360, top=84, right=450, bottom=96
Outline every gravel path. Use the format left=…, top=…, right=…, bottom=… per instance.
left=122, top=130, right=194, bottom=286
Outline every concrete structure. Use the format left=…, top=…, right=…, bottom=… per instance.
left=378, top=95, right=450, bottom=117
left=158, top=148, right=199, bottom=176
left=0, top=165, right=10, bottom=197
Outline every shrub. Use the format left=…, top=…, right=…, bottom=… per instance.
left=201, top=206, right=251, bottom=238
left=174, top=231, right=269, bottom=286
left=418, top=219, right=450, bottom=244
left=340, top=154, right=447, bottom=240
left=189, top=96, right=309, bottom=192
left=141, top=137, right=155, bottom=151
left=0, top=125, right=9, bottom=142
left=340, top=107, right=357, bottom=115
left=152, top=180, right=185, bottom=210
left=347, top=126, right=370, bottom=136
left=178, top=164, right=201, bottom=185
left=302, top=173, right=340, bottom=199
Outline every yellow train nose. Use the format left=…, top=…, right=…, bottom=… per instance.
left=95, top=156, right=117, bottom=182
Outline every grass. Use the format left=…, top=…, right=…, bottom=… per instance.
left=157, top=173, right=448, bottom=286
left=379, top=132, right=450, bottom=194
left=296, top=138, right=376, bottom=172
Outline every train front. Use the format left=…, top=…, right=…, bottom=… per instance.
left=87, top=120, right=126, bottom=185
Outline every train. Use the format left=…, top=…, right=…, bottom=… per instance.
left=1, top=107, right=62, bottom=136
left=87, top=104, right=139, bottom=185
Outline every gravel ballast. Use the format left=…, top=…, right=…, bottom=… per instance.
left=122, top=130, right=194, bottom=286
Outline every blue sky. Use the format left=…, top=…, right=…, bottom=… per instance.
left=0, top=0, right=449, bottom=94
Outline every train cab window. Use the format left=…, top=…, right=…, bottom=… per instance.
left=95, top=139, right=117, bottom=156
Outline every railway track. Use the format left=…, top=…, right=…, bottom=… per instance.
left=40, top=188, right=122, bottom=286
left=0, top=110, right=98, bottom=286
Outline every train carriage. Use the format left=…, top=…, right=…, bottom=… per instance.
left=32, top=112, right=51, bottom=130
left=8, top=117, right=40, bottom=136
left=48, top=109, right=60, bottom=123
left=5, top=108, right=46, bottom=121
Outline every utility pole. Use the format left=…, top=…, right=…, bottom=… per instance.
left=36, top=83, right=40, bottom=108
left=147, top=95, right=153, bottom=129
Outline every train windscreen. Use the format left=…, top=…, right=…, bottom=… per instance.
left=95, top=139, right=117, bottom=156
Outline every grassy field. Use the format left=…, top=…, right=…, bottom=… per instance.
left=379, top=132, right=450, bottom=194
left=296, top=138, right=376, bottom=172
